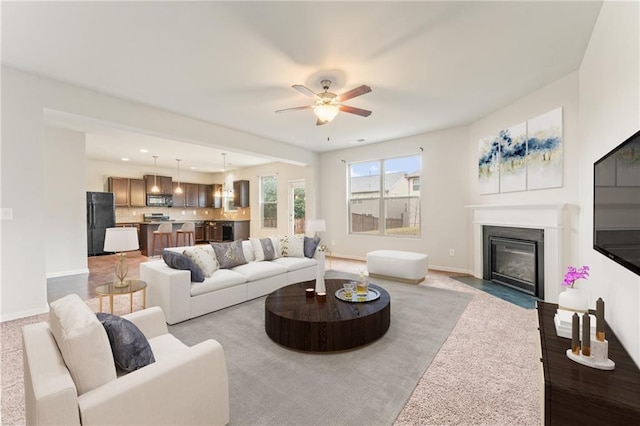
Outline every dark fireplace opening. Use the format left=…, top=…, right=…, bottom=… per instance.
left=483, top=226, right=544, bottom=299
left=490, top=237, right=537, bottom=295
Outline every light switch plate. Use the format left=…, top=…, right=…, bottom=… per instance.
left=1, top=208, right=13, bottom=220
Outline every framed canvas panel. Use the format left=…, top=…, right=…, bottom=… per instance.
left=499, top=122, right=527, bottom=193
left=478, top=135, right=500, bottom=195
left=527, top=107, right=563, bottom=190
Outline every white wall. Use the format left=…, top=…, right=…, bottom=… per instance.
left=0, top=66, right=318, bottom=321
left=1, top=69, right=49, bottom=320
left=44, top=127, right=88, bottom=277
left=467, top=72, right=581, bottom=207
left=319, top=126, right=470, bottom=273
left=578, top=0, right=640, bottom=366
left=223, top=161, right=317, bottom=238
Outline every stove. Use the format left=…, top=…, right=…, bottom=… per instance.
left=143, top=213, right=173, bottom=222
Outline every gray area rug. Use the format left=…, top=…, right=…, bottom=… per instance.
left=169, top=272, right=473, bottom=426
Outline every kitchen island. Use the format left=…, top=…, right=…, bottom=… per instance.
left=137, top=221, right=205, bottom=256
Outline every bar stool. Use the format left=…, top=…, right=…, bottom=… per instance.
left=176, top=222, right=196, bottom=246
left=151, top=222, right=173, bottom=257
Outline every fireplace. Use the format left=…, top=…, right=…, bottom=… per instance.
left=483, top=226, right=544, bottom=299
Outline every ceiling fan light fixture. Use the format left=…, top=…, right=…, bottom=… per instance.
left=313, top=104, right=340, bottom=123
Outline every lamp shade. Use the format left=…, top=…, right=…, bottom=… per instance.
left=104, top=227, right=139, bottom=252
left=306, top=219, right=326, bottom=234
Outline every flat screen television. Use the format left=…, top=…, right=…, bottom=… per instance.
left=593, top=129, right=640, bottom=276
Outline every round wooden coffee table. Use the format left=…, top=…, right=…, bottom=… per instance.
left=265, top=279, right=391, bottom=352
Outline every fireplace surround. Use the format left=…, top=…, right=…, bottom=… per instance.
left=468, top=204, right=573, bottom=303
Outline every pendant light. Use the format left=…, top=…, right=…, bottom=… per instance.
left=151, top=155, right=160, bottom=193
left=221, top=153, right=227, bottom=198
left=174, top=159, right=183, bottom=194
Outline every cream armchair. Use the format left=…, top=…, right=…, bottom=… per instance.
left=22, top=298, right=229, bottom=425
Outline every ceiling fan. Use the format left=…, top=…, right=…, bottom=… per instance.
left=276, top=80, right=372, bottom=125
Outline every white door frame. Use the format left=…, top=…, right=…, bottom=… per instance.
left=288, top=179, right=306, bottom=235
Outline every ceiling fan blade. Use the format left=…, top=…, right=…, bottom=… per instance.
left=292, top=85, right=320, bottom=99
left=340, top=105, right=372, bottom=117
left=336, top=85, right=372, bottom=102
left=275, top=105, right=312, bottom=114
left=316, top=118, right=328, bottom=126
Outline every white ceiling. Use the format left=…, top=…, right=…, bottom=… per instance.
left=2, top=1, right=602, bottom=170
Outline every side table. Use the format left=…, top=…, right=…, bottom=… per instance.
left=95, top=280, right=147, bottom=314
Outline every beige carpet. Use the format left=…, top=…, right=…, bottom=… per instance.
left=1, top=274, right=539, bottom=425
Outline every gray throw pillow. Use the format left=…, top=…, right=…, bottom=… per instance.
left=162, top=250, right=205, bottom=282
left=96, top=313, right=155, bottom=373
left=260, top=238, right=276, bottom=261
left=211, top=241, right=247, bottom=269
left=304, top=236, right=321, bottom=258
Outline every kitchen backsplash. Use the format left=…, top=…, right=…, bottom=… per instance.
left=115, top=206, right=251, bottom=223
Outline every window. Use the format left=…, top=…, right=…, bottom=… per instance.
left=260, top=175, right=277, bottom=228
left=348, top=154, right=421, bottom=237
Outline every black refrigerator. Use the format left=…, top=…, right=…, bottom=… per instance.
left=87, top=191, right=116, bottom=256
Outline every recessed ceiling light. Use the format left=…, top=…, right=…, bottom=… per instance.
left=140, top=149, right=148, bottom=153
left=121, top=157, right=129, bottom=161
left=190, top=166, right=197, bottom=170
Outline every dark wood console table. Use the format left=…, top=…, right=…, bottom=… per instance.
left=537, top=301, right=640, bottom=425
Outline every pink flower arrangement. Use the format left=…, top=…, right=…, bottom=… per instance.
left=563, top=265, right=590, bottom=288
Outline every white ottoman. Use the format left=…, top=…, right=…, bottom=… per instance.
left=366, top=250, right=429, bottom=284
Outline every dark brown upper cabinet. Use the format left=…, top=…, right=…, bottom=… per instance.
left=129, top=178, right=146, bottom=207
left=144, top=175, right=172, bottom=195
left=233, top=180, right=250, bottom=208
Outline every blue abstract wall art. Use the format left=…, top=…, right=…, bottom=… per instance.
left=477, top=107, right=564, bottom=195
left=478, top=135, right=500, bottom=194
left=526, top=107, right=563, bottom=190
left=499, top=122, right=528, bottom=193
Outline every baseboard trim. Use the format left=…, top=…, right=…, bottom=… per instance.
left=46, top=268, right=89, bottom=279
left=1, top=304, right=48, bottom=323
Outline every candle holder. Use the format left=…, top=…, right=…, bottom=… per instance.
left=305, top=288, right=315, bottom=298
left=316, top=292, right=326, bottom=302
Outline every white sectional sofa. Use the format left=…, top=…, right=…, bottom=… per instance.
left=140, top=240, right=321, bottom=324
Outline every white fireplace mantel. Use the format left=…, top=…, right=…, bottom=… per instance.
left=466, top=203, right=577, bottom=303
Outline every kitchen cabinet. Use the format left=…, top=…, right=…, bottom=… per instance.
left=199, top=184, right=213, bottom=208
left=185, top=183, right=199, bottom=207
left=213, top=184, right=223, bottom=209
left=209, top=220, right=250, bottom=242
left=144, top=175, right=172, bottom=195
left=108, top=177, right=146, bottom=207
left=108, top=177, right=129, bottom=207
left=195, top=223, right=205, bottom=242
left=129, top=179, right=146, bottom=207
left=233, top=180, right=250, bottom=208
left=172, top=182, right=185, bottom=207
left=210, top=222, right=223, bottom=242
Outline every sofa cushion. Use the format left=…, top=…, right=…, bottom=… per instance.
left=272, top=256, right=317, bottom=272
left=303, top=236, right=321, bottom=258
left=278, top=234, right=305, bottom=257
left=232, top=260, right=287, bottom=281
left=242, top=240, right=255, bottom=262
left=211, top=241, right=247, bottom=269
left=250, top=238, right=277, bottom=262
left=97, top=313, right=156, bottom=373
left=183, top=245, right=218, bottom=278
left=48, top=294, right=117, bottom=395
left=162, top=250, right=205, bottom=282
left=269, top=237, right=280, bottom=259
left=190, top=269, right=248, bottom=297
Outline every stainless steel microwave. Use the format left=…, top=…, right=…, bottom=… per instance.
left=146, top=195, right=173, bottom=207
